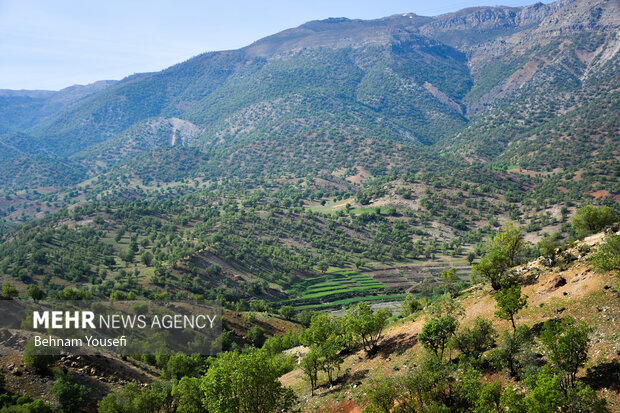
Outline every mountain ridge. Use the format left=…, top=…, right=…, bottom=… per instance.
left=0, top=0, right=617, bottom=226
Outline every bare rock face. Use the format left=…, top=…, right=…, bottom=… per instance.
left=420, top=2, right=556, bottom=35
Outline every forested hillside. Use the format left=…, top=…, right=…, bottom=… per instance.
left=0, top=0, right=617, bottom=410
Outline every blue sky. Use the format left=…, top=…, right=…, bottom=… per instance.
left=0, top=0, right=551, bottom=90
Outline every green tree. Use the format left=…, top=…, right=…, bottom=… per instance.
left=148, top=380, right=174, bottom=413
left=540, top=317, right=591, bottom=390
left=51, top=371, right=90, bottom=413
left=318, top=261, right=329, bottom=273
left=467, top=251, right=476, bottom=265
left=471, top=222, right=525, bottom=290
left=163, top=354, right=206, bottom=379
left=473, top=381, right=502, bottom=413
left=99, top=381, right=173, bottom=412
left=200, top=349, right=296, bottom=413
left=279, top=305, right=296, bottom=321
left=26, top=285, right=45, bottom=301
left=1, top=284, right=18, bottom=299
left=498, top=386, right=527, bottom=413
left=525, top=366, right=609, bottom=413
left=123, top=249, right=135, bottom=264
left=537, top=235, right=558, bottom=266
left=317, top=339, right=342, bottom=385
left=402, top=356, right=458, bottom=410
left=98, top=383, right=145, bottom=413
left=418, top=316, right=459, bottom=360
left=427, top=293, right=464, bottom=320
left=440, top=268, right=458, bottom=296
left=472, top=249, right=509, bottom=291
left=493, top=222, right=526, bottom=267
left=299, top=312, right=347, bottom=383
left=565, top=382, right=609, bottom=412
left=400, top=295, right=423, bottom=317
left=141, top=251, right=153, bottom=266
left=301, top=347, right=321, bottom=396
left=494, top=284, right=527, bottom=333
left=572, top=205, right=617, bottom=237
left=23, top=340, right=58, bottom=373
left=246, top=326, right=266, bottom=348
left=591, top=234, right=620, bottom=275
left=344, top=303, right=392, bottom=353
left=172, top=377, right=203, bottom=413
left=491, top=326, right=533, bottom=377
left=300, top=313, right=338, bottom=347
left=363, top=378, right=399, bottom=413
left=1, top=399, right=53, bottom=413
left=526, top=367, right=567, bottom=412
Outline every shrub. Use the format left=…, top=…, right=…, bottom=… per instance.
left=246, top=326, right=266, bottom=348
left=454, top=317, right=497, bottom=361
left=23, top=340, right=58, bottom=373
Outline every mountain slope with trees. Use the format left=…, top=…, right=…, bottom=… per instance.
left=0, top=1, right=617, bottom=410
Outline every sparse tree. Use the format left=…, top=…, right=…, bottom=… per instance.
left=345, top=303, right=392, bottom=354
left=472, top=222, right=525, bottom=290
left=301, top=347, right=321, bottom=396
left=494, top=284, right=527, bottom=333
left=418, top=316, right=459, bottom=360
left=538, top=235, right=558, bottom=266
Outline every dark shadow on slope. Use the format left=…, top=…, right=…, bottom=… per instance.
left=373, top=332, right=418, bottom=359
left=583, top=360, right=620, bottom=392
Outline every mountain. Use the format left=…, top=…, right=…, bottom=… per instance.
left=0, top=0, right=618, bottom=410
left=0, top=80, right=117, bottom=133
left=0, top=0, right=615, bottom=284
left=32, top=32, right=470, bottom=162
left=0, top=0, right=615, bottom=303
left=0, top=0, right=615, bottom=187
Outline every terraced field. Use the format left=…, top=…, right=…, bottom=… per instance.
left=283, top=271, right=397, bottom=310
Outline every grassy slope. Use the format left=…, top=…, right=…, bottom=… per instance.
left=281, top=230, right=620, bottom=412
